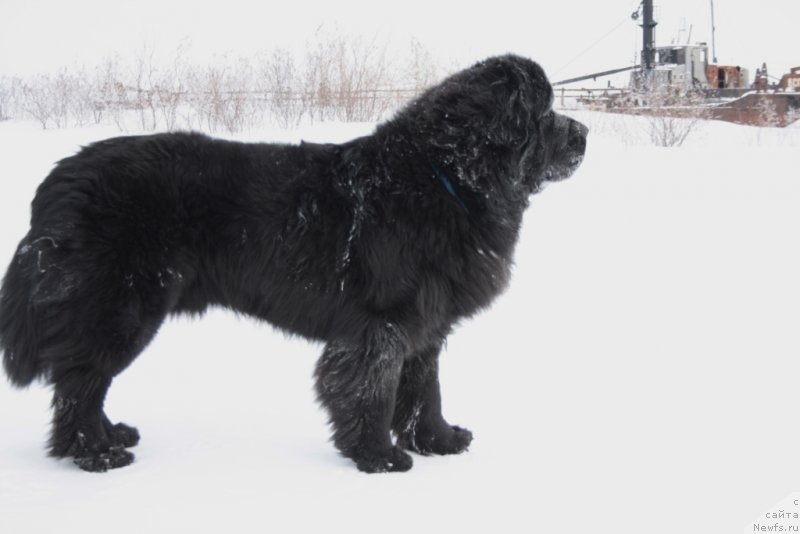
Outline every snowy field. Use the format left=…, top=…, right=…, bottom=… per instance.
left=1, top=114, right=799, bottom=533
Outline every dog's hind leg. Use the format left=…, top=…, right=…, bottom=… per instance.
left=44, top=302, right=166, bottom=472
left=43, top=284, right=171, bottom=472
left=314, top=327, right=413, bottom=473
left=392, top=344, right=473, bottom=455
left=46, top=320, right=157, bottom=472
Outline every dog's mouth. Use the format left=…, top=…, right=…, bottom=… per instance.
left=544, top=153, right=584, bottom=182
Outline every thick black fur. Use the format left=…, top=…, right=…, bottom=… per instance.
left=0, top=55, right=586, bottom=473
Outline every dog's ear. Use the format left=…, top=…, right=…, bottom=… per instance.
left=483, top=58, right=537, bottom=145
left=482, top=56, right=555, bottom=144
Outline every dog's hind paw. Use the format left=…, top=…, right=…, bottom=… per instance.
left=74, top=447, right=135, bottom=473
left=354, top=446, right=413, bottom=473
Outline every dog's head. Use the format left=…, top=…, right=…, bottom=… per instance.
left=525, top=105, right=588, bottom=187
left=401, top=54, right=587, bottom=199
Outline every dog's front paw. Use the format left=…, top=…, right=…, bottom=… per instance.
left=353, top=446, right=413, bottom=473
left=105, top=422, right=140, bottom=448
left=398, top=424, right=473, bottom=455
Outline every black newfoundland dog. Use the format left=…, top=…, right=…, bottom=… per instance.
left=0, top=54, right=586, bottom=473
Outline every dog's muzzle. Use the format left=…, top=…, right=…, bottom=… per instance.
left=544, top=114, right=588, bottom=182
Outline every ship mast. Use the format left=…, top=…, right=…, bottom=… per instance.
left=641, top=0, right=657, bottom=69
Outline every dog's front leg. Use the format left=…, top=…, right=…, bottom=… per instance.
left=392, top=344, right=473, bottom=455
left=314, top=332, right=412, bottom=473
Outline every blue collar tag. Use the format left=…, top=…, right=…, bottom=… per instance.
left=431, top=164, right=469, bottom=214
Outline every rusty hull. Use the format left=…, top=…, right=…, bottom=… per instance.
left=589, top=92, right=800, bottom=127
left=707, top=93, right=800, bottom=127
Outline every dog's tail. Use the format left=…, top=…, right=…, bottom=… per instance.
left=0, top=233, right=47, bottom=387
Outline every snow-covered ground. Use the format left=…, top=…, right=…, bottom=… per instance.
left=1, top=114, right=798, bottom=533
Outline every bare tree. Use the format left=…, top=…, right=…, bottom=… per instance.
left=192, top=57, right=257, bottom=133
left=0, top=76, right=22, bottom=121
left=260, top=48, right=304, bottom=128
left=154, top=47, right=190, bottom=131
left=302, top=29, right=399, bottom=123
left=335, top=35, right=395, bottom=122
left=303, top=31, right=339, bottom=123
left=69, top=67, right=99, bottom=127
left=405, top=38, right=441, bottom=92
left=643, top=90, right=708, bottom=147
left=90, top=55, right=128, bottom=129
left=6, top=35, right=444, bottom=131
left=22, top=75, right=58, bottom=129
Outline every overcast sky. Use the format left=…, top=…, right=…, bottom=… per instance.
left=1, top=0, right=798, bottom=83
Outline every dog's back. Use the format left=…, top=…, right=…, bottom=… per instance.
left=0, top=132, right=354, bottom=387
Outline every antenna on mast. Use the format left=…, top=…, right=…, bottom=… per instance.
left=710, top=0, right=718, bottom=62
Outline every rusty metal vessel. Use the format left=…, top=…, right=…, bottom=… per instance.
left=554, top=1, right=800, bottom=127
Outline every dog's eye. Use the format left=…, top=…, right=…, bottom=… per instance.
left=534, top=88, right=555, bottom=120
